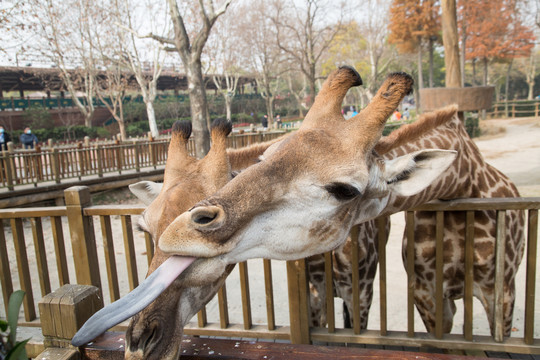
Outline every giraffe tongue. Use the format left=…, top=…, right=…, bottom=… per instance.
left=71, top=256, right=196, bottom=347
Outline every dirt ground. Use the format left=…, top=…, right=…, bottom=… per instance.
left=4, top=116, right=540, bottom=342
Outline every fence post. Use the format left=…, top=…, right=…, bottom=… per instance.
left=115, top=139, right=122, bottom=174
left=2, top=149, right=13, bottom=190
left=286, top=259, right=311, bottom=344
left=96, top=145, right=103, bottom=178
left=536, top=102, right=539, bottom=118
left=134, top=140, right=140, bottom=172
left=65, top=186, right=102, bottom=289
left=7, top=142, right=16, bottom=186
left=38, top=284, right=103, bottom=350
left=148, top=133, right=157, bottom=170
left=35, top=145, right=43, bottom=182
left=52, top=147, right=61, bottom=184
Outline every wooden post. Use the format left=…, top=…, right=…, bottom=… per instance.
left=441, top=0, right=462, bottom=88
left=96, top=145, right=103, bottom=178
left=286, top=259, right=310, bottom=344
left=7, top=142, right=16, bottom=186
left=134, top=140, right=140, bottom=172
left=38, top=284, right=103, bottom=350
left=52, top=147, right=61, bottom=184
left=149, top=136, right=157, bottom=170
left=35, top=145, right=43, bottom=182
left=536, top=102, right=539, bottom=117
left=65, top=187, right=102, bottom=289
left=76, top=142, right=84, bottom=180
left=2, top=149, right=13, bottom=190
left=115, top=139, right=122, bottom=174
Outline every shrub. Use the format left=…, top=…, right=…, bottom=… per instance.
left=24, top=105, right=54, bottom=130
left=0, top=290, right=29, bottom=360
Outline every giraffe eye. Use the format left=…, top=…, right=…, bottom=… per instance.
left=325, top=182, right=361, bottom=201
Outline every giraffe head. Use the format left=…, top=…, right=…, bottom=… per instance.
left=158, top=67, right=456, bottom=267
left=73, top=118, right=239, bottom=359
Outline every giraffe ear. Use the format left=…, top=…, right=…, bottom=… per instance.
left=384, top=150, right=456, bottom=197
left=129, top=181, right=163, bottom=206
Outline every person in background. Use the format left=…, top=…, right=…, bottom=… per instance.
left=392, top=109, right=402, bottom=122
left=403, top=107, right=410, bottom=121
left=0, top=125, right=11, bottom=151
left=20, top=127, right=38, bottom=149
left=275, top=114, right=282, bottom=128
left=261, top=115, right=268, bottom=129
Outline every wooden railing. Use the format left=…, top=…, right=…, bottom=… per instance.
left=487, top=99, right=540, bottom=118
left=0, top=131, right=286, bottom=190
left=0, top=188, right=538, bottom=355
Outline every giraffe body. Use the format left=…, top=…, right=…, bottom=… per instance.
left=308, top=108, right=524, bottom=337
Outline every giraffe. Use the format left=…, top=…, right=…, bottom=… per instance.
left=73, top=66, right=456, bottom=357
left=306, top=105, right=525, bottom=337
left=154, top=68, right=456, bottom=313
left=71, top=118, right=284, bottom=359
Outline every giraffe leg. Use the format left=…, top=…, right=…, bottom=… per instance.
left=307, top=254, right=327, bottom=327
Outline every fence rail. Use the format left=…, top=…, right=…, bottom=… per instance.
left=0, top=189, right=538, bottom=355
left=487, top=99, right=540, bottom=118
left=0, top=131, right=286, bottom=190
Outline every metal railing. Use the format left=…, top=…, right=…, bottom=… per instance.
left=0, top=190, right=538, bottom=354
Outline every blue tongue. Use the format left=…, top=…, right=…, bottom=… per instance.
left=71, top=256, right=196, bottom=347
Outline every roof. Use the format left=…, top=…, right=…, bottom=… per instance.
left=0, top=66, right=256, bottom=94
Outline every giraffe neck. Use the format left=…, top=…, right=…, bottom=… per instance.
left=382, top=116, right=519, bottom=215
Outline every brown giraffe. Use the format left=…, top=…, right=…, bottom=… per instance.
left=306, top=105, right=525, bottom=338
left=72, top=119, right=283, bottom=359
left=153, top=68, right=455, bottom=317
left=73, top=67, right=455, bottom=357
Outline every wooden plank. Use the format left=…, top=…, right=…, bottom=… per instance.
left=413, top=198, right=540, bottom=211
left=11, top=218, right=36, bottom=321
left=50, top=216, right=69, bottom=286
left=324, top=251, right=335, bottom=333
left=239, top=261, right=252, bottom=330
left=524, top=209, right=538, bottom=345
left=0, top=220, right=13, bottom=317
left=0, top=207, right=67, bottom=218
left=81, top=332, right=518, bottom=360
left=406, top=211, right=415, bottom=337
left=377, top=217, right=387, bottom=336
left=263, top=259, right=276, bottom=331
left=100, top=215, right=120, bottom=302
left=464, top=211, right=475, bottom=341
left=197, top=307, right=207, bottom=327
left=493, top=210, right=506, bottom=342
left=31, top=217, right=51, bottom=296
left=35, top=347, right=79, bottom=360
left=144, top=232, right=154, bottom=266
left=350, top=225, right=361, bottom=334
left=287, top=260, right=310, bottom=344
left=84, top=205, right=144, bottom=216
left=217, top=284, right=229, bottom=329
left=121, top=215, right=138, bottom=290
left=435, top=211, right=444, bottom=339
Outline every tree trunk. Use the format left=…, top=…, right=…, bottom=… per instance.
left=472, top=59, right=477, bottom=86
left=483, top=57, right=489, bottom=86
left=225, top=95, right=232, bottom=122
left=417, top=44, right=424, bottom=89
left=428, top=37, right=434, bottom=88
left=187, top=61, right=211, bottom=159
left=84, top=113, right=92, bottom=128
left=460, top=28, right=467, bottom=87
left=265, top=96, right=274, bottom=128
left=145, top=100, right=159, bottom=138
left=441, top=0, right=461, bottom=88
left=308, top=65, right=317, bottom=108
left=504, top=59, right=513, bottom=117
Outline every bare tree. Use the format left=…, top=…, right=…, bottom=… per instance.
left=238, top=0, right=285, bottom=127
left=27, top=0, right=98, bottom=127
left=114, top=0, right=167, bottom=138
left=271, top=0, right=346, bottom=108
left=142, top=0, right=232, bottom=158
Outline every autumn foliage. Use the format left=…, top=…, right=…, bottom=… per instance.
left=388, top=0, right=440, bottom=53
left=461, top=0, right=535, bottom=62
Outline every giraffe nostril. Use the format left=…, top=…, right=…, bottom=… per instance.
left=190, top=206, right=224, bottom=227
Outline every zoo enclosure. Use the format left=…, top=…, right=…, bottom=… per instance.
left=0, top=131, right=286, bottom=190
left=0, top=187, right=538, bottom=356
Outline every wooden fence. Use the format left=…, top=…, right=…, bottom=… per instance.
left=0, top=131, right=286, bottom=190
left=0, top=187, right=538, bottom=355
left=487, top=99, right=540, bottom=118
